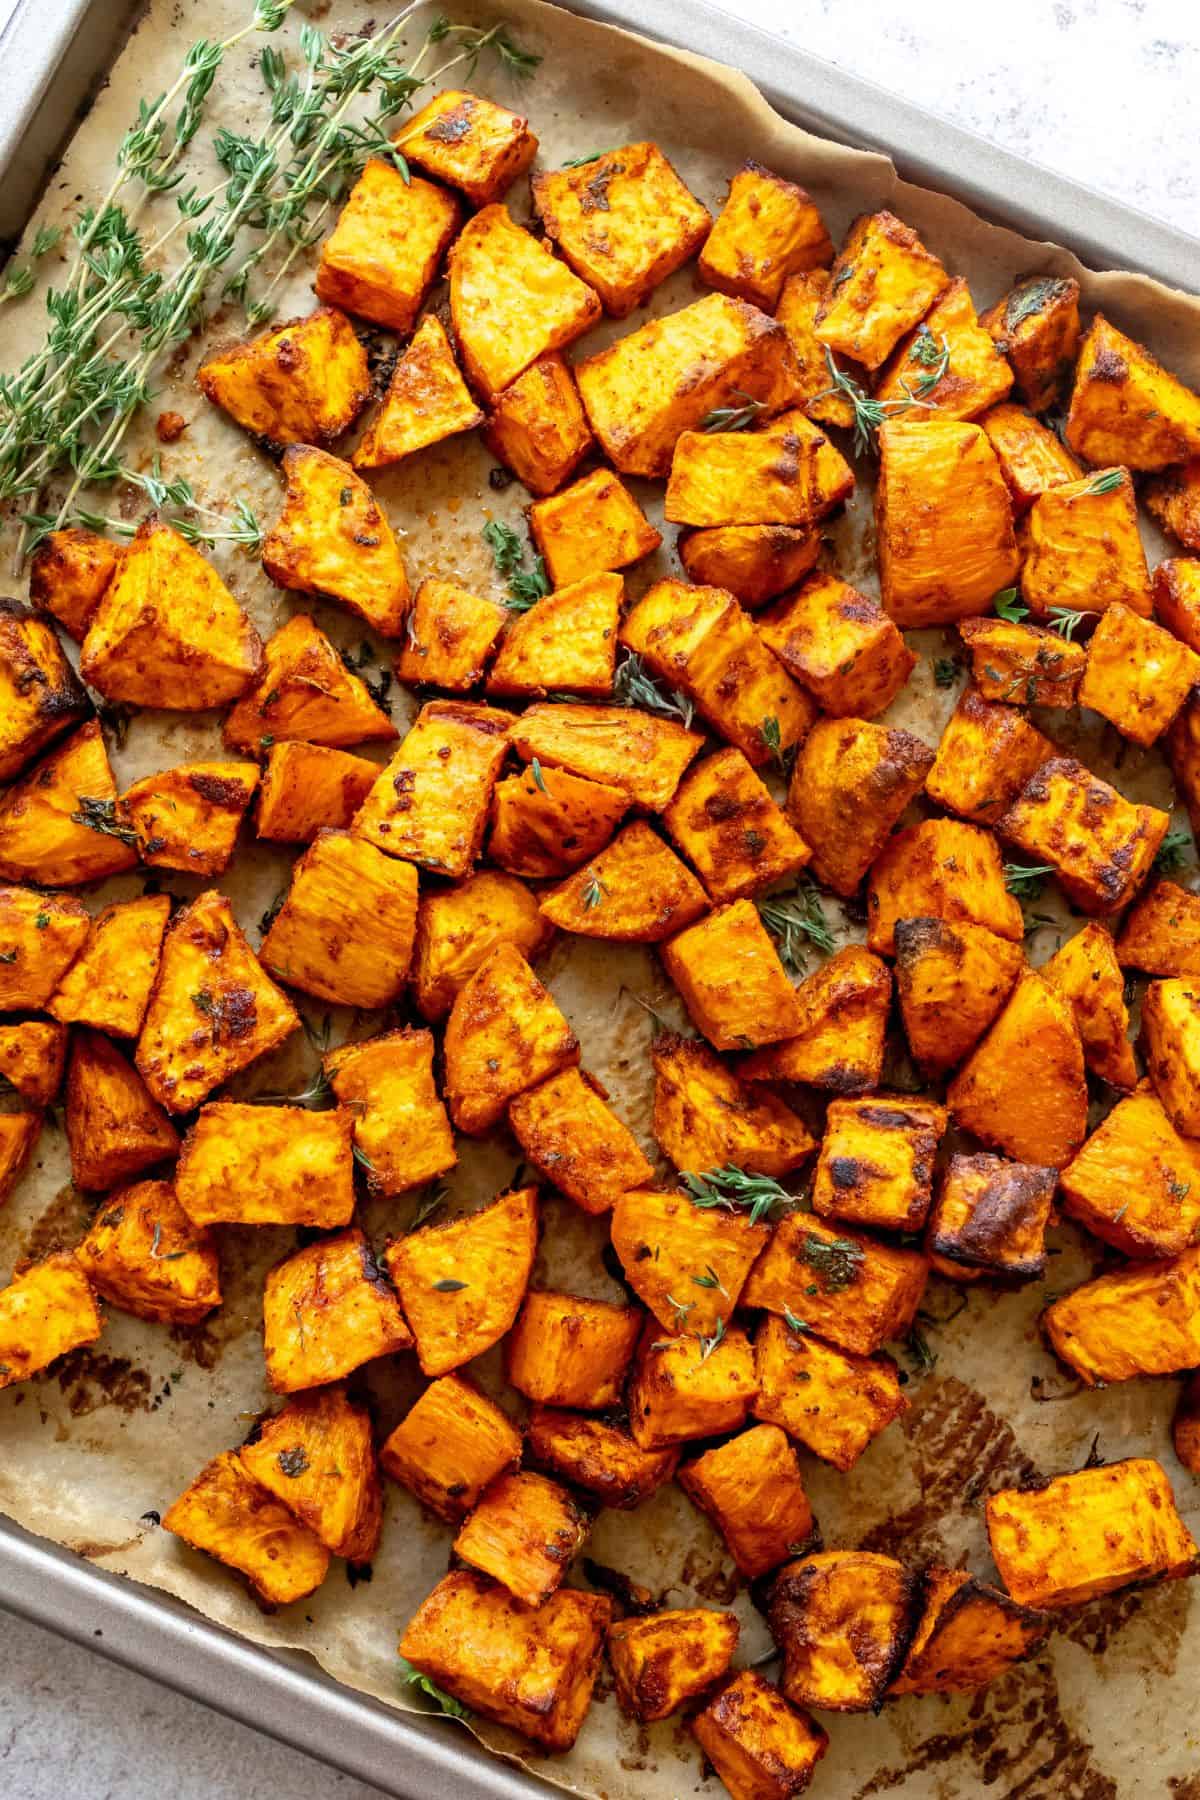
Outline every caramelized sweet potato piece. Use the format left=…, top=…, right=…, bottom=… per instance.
left=742, top=945, right=892, bottom=1093
left=979, top=402, right=1082, bottom=511
left=0, top=1252, right=101, bottom=1387
left=0, top=886, right=89, bottom=1010
left=0, top=1020, right=66, bottom=1106
left=866, top=818, right=1024, bottom=955
left=680, top=1423, right=814, bottom=1579
left=999, top=757, right=1168, bottom=915
left=753, top=1314, right=906, bottom=1471
left=411, top=869, right=552, bottom=1023
left=353, top=315, right=483, bottom=471
left=263, top=1227, right=412, bottom=1394
left=488, top=762, right=628, bottom=880
left=678, top=523, right=821, bottom=608
left=0, top=1112, right=41, bottom=1206
left=926, top=1152, right=1055, bottom=1282
left=485, top=571, right=622, bottom=700
left=240, top=1386, right=381, bottom=1562
left=383, top=1186, right=538, bottom=1377
left=1169, top=692, right=1200, bottom=840
left=1145, top=460, right=1200, bottom=552
left=394, top=89, right=537, bottom=208
left=980, top=275, right=1080, bottom=414
left=380, top=1374, right=522, bottom=1522
left=77, top=1179, right=219, bottom=1325
left=164, top=1450, right=330, bottom=1605
left=176, top=1102, right=353, bottom=1229
left=507, top=1066, right=652, bottom=1214
left=814, top=210, right=948, bottom=371
left=453, top=1469, right=587, bottom=1607
left=120, top=760, right=258, bottom=876
left=609, top=1608, right=739, bottom=1723
left=611, top=1187, right=771, bottom=1337
left=1045, top=1250, right=1200, bottom=1385
left=538, top=820, right=707, bottom=942
left=664, top=410, right=853, bottom=529
left=353, top=699, right=509, bottom=879
left=924, top=687, right=1052, bottom=825
left=223, top=614, right=396, bottom=756
left=1079, top=602, right=1200, bottom=746
left=874, top=279, right=1012, bottom=421
left=448, top=204, right=600, bottom=399
left=29, top=526, right=119, bottom=641
left=1021, top=469, right=1152, bottom=620
left=787, top=716, right=933, bottom=896
left=442, top=943, right=578, bottom=1135
left=894, top=916, right=1025, bottom=1078
left=958, top=615, right=1085, bottom=708
left=1065, top=314, right=1200, bottom=469
left=395, top=577, right=507, bottom=692
left=770, top=1550, right=920, bottom=1712
left=325, top=1028, right=455, bottom=1198
left=262, top=447, right=410, bottom=634
left=255, top=741, right=379, bottom=844
left=197, top=305, right=369, bottom=449
left=652, top=1031, right=815, bottom=1177
left=0, top=598, right=88, bottom=781
left=261, top=828, right=417, bottom=1008
left=509, top=701, right=703, bottom=811
left=0, top=721, right=139, bottom=886
left=775, top=267, right=859, bottom=431
left=1059, top=1081, right=1200, bottom=1259
left=66, top=1029, right=179, bottom=1191
left=661, top=899, right=802, bottom=1051
left=1117, top=879, right=1200, bottom=978
left=1042, top=922, right=1136, bottom=1089
left=628, top=1320, right=757, bottom=1450
left=760, top=570, right=915, bottom=718
left=529, top=468, right=661, bottom=589
left=889, top=1568, right=1051, bottom=1696
left=1142, top=977, right=1200, bottom=1137
left=315, top=159, right=460, bottom=334
left=483, top=353, right=593, bottom=497
left=506, top=1289, right=641, bottom=1410
left=525, top=1408, right=679, bottom=1510
left=1154, top=555, right=1200, bottom=654
left=699, top=160, right=831, bottom=310
left=693, top=1671, right=828, bottom=1799
left=742, top=1214, right=928, bottom=1357
left=813, top=1097, right=946, bottom=1234
left=947, top=970, right=1087, bottom=1168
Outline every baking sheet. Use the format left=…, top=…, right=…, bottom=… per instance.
left=2, top=0, right=1200, bottom=1794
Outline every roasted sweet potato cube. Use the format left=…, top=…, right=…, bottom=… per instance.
left=383, top=1185, right=538, bottom=1377
left=223, top=614, right=396, bottom=756
left=0, top=1252, right=101, bottom=1387
left=0, top=1111, right=41, bottom=1206
left=1045, top=1250, right=1200, bottom=1385
left=814, top=210, right=949, bottom=371
left=1174, top=1374, right=1200, bottom=1474
left=925, top=688, right=1052, bottom=826
left=652, top=1031, right=815, bottom=1176
left=628, top=1320, right=757, bottom=1450
left=926, top=1152, right=1055, bottom=1281
left=353, top=699, right=509, bottom=879
left=398, top=1571, right=609, bottom=1752
left=742, top=946, right=892, bottom=1093
left=394, top=89, right=537, bottom=208
left=412, top=869, right=551, bottom=1023
left=485, top=571, right=622, bottom=699
left=442, top=943, right=578, bottom=1134
left=0, top=1021, right=66, bottom=1106
left=742, top=1215, right=928, bottom=1357
left=255, top=742, right=379, bottom=844
left=608, top=1608, right=739, bottom=1723
left=1021, top=469, right=1152, bottom=620
left=980, top=275, right=1081, bottom=414
left=197, top=305, right=370, bottom=450
left=1059, top=1081, right=1200, bottom=1259
left=510, top=701, right=703, bottom=811
left=678, top=523, right=821, bottom=608
left=1169, top=691, right=1200, bottom=840
left=448, top=204, right=600, bottom=399
left=507, top=1066, right=652, bottom=1214
left=958, top=615, right=1085, bottom=707
left=525, top=1408, right=678, bottom=1510
left=506, top=1289, right=641, bottom=1410
left=699, top=160, right=831, bottom=310
left=1143, top=978, right=1200, bottom=1137
left=395, top=577, right=507, bottom=692
left=164, top=1450, right=330, bottom=1605
left=787, top=717, right=933, bottom=897
left=775, top=268, right=860, bottom=431
left=753, top=1314, right=906, bottom=1471
left=1000, top=757, right=1168, bottom=915
left=664, top=748, right=810, bottom=905
left=1154, top=556, right=1200, bottom=653
left=352, top=315, right=483, bottom=471
left=314, top=159, right=460, bottom=334
left=760, top=571, right=915, bottom=718
left=889, top=1568, right=1051, bottom=1697
left=483, top=353, right=593, bottom=497
left=664, top=410, right=854, bottom=530
left=28, top=526, right=119, bottom=641
left=381, top=1373, right=521, bottom=1522
left=77, top=1178, right=219, bottom=1325
left=0, top=598, right=89, bottom=781
left=263, top=1228, right=412, bottom=1394
left=489, top=763, right=627, bottom=880
left=529, top=469, right=661, bottom=590
left=0, top=886, right=89, bottom=1011
left=980, top=402, right=1082, bottom=511
left=1065, top=314, right=1200, bottom=470
left=622, top=580, right=814, bottom=769
left=260, top=828, right=418, bottom=1008
left=680, top=1423, right=814, bottom=1579
left=693, top=1671, right=828, bottom=1800
left=894, top=916, right=1024, bottom=1078
left=538, top=820, right=707, bottom=942
left=240, top=1386, right=381, bottom=1562
left=575, top=291, right=803, bottom=479
left=176, top=1102, right=353, bottom=1229
left=324, top=1029, right=455, bottom=1198
left=452, top=1469, right=586, bottom=1607
left=875, top=419, right=1019, bottom=627
left=813, top=1097, right=946, bottom=1234
left=1146, top=460, right=1200, bottom=552
left=262, top=447, right=410, bottom=634
left=532, top=140, right=710, bottom=317
left=770, top=1550, right=920, bottom=1712
left=134, top=890, right=298, bottom=1112
left=66, top=1029, right=179, bottom=1191
left=874, top=280, right=1012, bottom=422
left=611, top=1187, right=772, bottom=1337
left=1118, top=879, right=1200, bottom=978
left=120, top=760, right=258, bottom=876
left=866, top=819, right=1025, bottom=956
left=1043, top=922, right=1136, bottom=1089
left=661, top=900, right=802, bottom=1051
left=0, top=721, right=138, bottom=886
left=947, top=970, right=1087, bottom=1168
left=1080, top=602, right=1200, bottom=746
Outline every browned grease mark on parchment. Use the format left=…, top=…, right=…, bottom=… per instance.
left=49, top=1348, right=153, bottom=1417
left=18, top=1183, right=91, bottom=1266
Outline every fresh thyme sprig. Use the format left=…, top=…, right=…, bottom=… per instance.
left=701, top=392, right=766, bottom=433
left=993, top=588, right=1029, bottom=623
left=1086, top=468, right=1126, bottom=496
left=1003, top=861, right=1056, bottom=899
left=681, top=1165, right=797, bottom=1228
left=482, top=519, right=551, bottom=610
left=0, top=227, right=63, bottom=306
left=813, top=345, right=940, bottom=456
left=1155, top=829, right=1194, bottom=875
left=1046, top=606, right=1086, bottom=641
left=757, top=886, right=835, bottom=973
left=613, top=651, right=695, bottom=728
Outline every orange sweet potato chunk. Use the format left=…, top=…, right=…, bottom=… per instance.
left=947, top=970, right=1087, bottom=1169
left=383, top=1186, right=538, bottom=1377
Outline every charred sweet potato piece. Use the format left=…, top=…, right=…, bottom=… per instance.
left=120, top=760, right=258, bottom=876
left=787, top=716, right=933, bottom=896
left=506, top=1289, right=642, bottom=1410
left=442, top=943, right=578, bottom=1134
left=628, top=1320, right=757, bottom=1450
left=742, top=1214, right=928, bottom=1357
left=539, top=820, right=707, bottom=942
left=664, top=747, right=810, bottom=904
left=1022, top=469, right=1152, bottom=620
left=760, top=570, right=915, bottom=718
left=529, top=468, right=661, bottom=589
left=262, top=447, right=410, bottom=634
left=661, top=899, right=802, bottom=1052
left=693, top=1671, right=828, bottom=1799
left=164, top=1450, right=330, bottom=1605
left=874, top=280, right=1012, bottom=421
left=223, top=614, right=396, bottom=756
left=1154, top=555, right=1200, bottom=653
left=770, top=1550, right=920, bottom=1712
left=1045, top=1251, right=1200, bottom=1385
left=812, top=1096, right=946, bottom=1234
left=1143, top=978, right=1200, bottom=1137
left=66, top=1029, right=179, bottom=1191
left=260, top=828, right=417, bottom=1007
left=0, top=1021, right=66, bottom=1106
left=980, top=402, right=1082, bottom=511
left=947, top=970, right=1087, bottom=1168
left=29, top=526, right=119, bottom=641
left=980, top=275, right=1080, bottom=414
left=315, top=159, right=460, bottom=334
left=411, top=869, right=552, bottom=1023
left=1146, top=460, right=1200, bottom=552
left=398, top=1571, right=609, bottom=1752
left=525, top=1408, right=679, bottom=1510
left=452, top=1469, right=587, bottom=1607
left=875, top=419, right=1019, bottom=627
left=866, top=819, right=1025, bottom=955
left=0, top=598, right=89, bottom=781
left=608, top=1608, right=739, bottom=1723
left=753, top=1314, right=906, bottom=1471
left=611, top=1187, right=772, bottom=1337
left=1042, top=922, right=1136, bottom=1089
left=176, top=1102, right=353, bottom=1229
left=256, top=741, right=379, bottom=844
left=383, top=1186, right=538, bottom=1377
left=532, top=141, right=710, bottom=317
left=77, top=1178, right=219, bottom=1325
left=678, top=523, right=821, bottom=608
left=1059, top=1081, right=1200, bottom=1259
left=926, top=1152, right=1055, bottom=1281
left=485, top=571, right=622, bottom=699
left=136, top=889, right=299, bottom=1113
left=894, top=916, right=1024, bottom=1079
left=680, top=1424, right=815, bottom=1580
left=325, top=1028, right=455, bottom=1198
left=353, top=315, right=483, bottom=471
left=507, top=1066, right=652, bottom=1215
left=240, top=1386, right=381, bottom=1562
left=664, top=410, right=854, bottom=530
left=1169, top=692, right=1200, bottom=840
left=394, top=89, right=537, bottom=208
left=0, top=1111, right=41, bottom=1206
left=1118, top=879, right=1200, bottom=978
left=958, top=615, right=1085, bottom=707
left=488, top=762, right=628, bottom=880
left=0, top=721, right=139, bottom=886
left=510, top=701, right=703, bottom=811
left=380, top=1373, right=521, bottom=1522
left=197, top=305, right=369, bottom=449
left=448, top=204, right=600, bottom=399
left=652, top=1031, right=815, bottom=1177
left=0, top=1252, right=101, bottom=1387
left=1079, top=603, right=1200, bottom=746
left=699, top=160, right=831, bottom=310
left=575, top=291, right=803, bottom=479
left=0, top=886, right=89, bottom=1011
left=395, top=576, right=507, bottom=692
left=483, top=353, right=593, bottom=497
left=1000, top=757, right=1168, bottom=915
left=889, top=1568, right=1052, bottom=1696
left=741, top=945, right=892, bottom=1093
left=1065, top=314, right=1200, bottom=470
left=353, top=699, right=509, bottom=879
left=924, top=687, right=1052, bottom=825
left=775, top=268, right=860, bottom=431
left=263, top=1227, right=412, bottom=1394
left=813, top=210, right=948, bottom=371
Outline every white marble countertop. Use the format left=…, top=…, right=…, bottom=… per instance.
left=4, top=2, right=1195, bottom=1798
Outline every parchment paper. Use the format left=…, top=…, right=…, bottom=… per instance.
left=2, top=0, right=1200, bottom=1793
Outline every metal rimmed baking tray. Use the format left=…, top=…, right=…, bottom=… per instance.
left=0, top=3, right=1197, bottom=1798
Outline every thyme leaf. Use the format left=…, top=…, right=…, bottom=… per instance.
left=681, top=1165, right=796, bottom=1229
